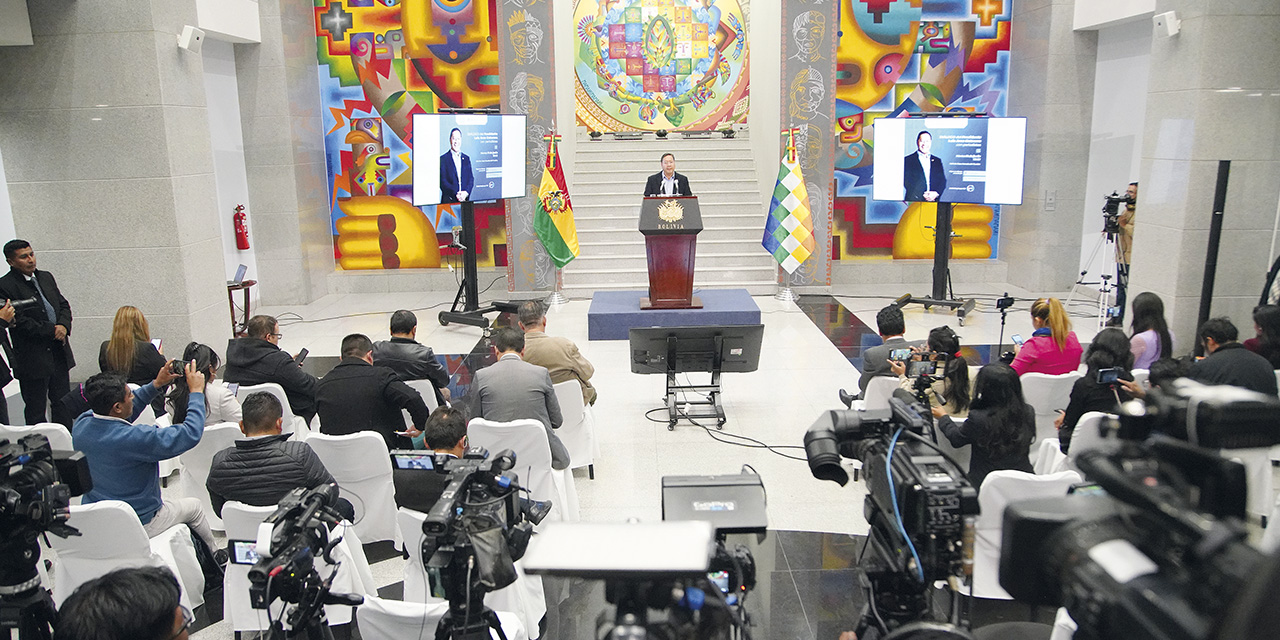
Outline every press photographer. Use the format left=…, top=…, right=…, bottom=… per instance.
left=1055, top=328, right=1135, bottom=455
left=887, top=326, right=970, bottom=419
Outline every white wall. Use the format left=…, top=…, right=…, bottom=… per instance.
left=196, top=0, right=262, bottom=44
left=0, top=0, right=32, bottom=46
left=1077, top=20, right=1151, bottom=278
left=1073, top=0, right=1154, bottom=31
left=202, top=39, right=260, bottom=293
left=747, top=0, right=782, bottom=213
left=0, top=145, right=15, bottom=242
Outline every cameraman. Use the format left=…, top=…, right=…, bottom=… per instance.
left=1111, top=182, right=1137, bottom=326
left=54, top=566, right=191, bottom=640
left=888, top=326, right=971, bottom=418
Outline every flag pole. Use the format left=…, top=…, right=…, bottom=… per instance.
left=775, top=265, right=799, bottom=302
left=546, top=267, right=569, bottom=306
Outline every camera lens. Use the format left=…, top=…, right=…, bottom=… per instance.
left=804, top=428, right=847, bottom=485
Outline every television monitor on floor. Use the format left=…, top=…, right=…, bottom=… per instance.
left=629, top=324, right=764, bottom=375
left=872, top=116, right=1027, bottom=205
left=411, top=113, right=527, bottom=207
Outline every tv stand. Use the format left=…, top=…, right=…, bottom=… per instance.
left=662, top=335, right=725, bottom=430
left=895, top=201, right=976, bottom=325
left=438, top=200, right=518, bottom=327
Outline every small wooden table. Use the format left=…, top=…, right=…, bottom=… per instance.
left=227, top=280, right=257, bottom=337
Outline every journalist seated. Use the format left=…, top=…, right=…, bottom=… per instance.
left=206, top=391, right=354, bottom=522
left=372, top=309, right=452, bottom=404
left=54, top=566, right=192, bottom=640
left=72, top=365, right=218, bottom=552
left=394, top=405, right=468, bottom=512
left=317, top=333, right=431, bottom=451
left=1188, top=316, right=1279, bottom=396
left=889, top=325, right=970, bottom=419
left=931, top=364, right=1034, bottom=490
left=1056, top=328, right=1135, bottom=455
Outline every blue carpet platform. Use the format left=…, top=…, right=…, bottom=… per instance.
left=587, top=288, right=762, bottom=340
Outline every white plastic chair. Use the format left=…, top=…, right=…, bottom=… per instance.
left=859, top=377, right=900, bottom=412
left=973, top=470, right=1082, bottom=599
left=552, top=380, right=600, bottom=479
left=1131, top=368, right=1149, bottom=389
left=222, top=501, right=376, bottom=629
left=1050, top=607, right=1078, bottom=640
left=0, top=422, right=73, bottom=450
left=306, top=432, right=402, bottom=546
left=1021, top=372, right=1082, bottom=444
left=127, top=384, right=158, bottom=426
left=152, top=414, right=183, bottom=482
left=401, top=379, right=440, bottom=430
left=397, top=507, right=544, bottom=637
left=47, top=500, right=205, bottom=610
left=177, top=422, right=243, bottom=531
left=1223, top=447, right=1274, bottom=521
left=467, top=418, right=579, bottom=525
left=1065, top=412, right=1113, bottom=469
left=1034, top=438, right=1068, bottom=475
left=357, top=595, right=528, bottom=640
left=930, top=418, right=971, bottom=473
left=235, top=383, right=307, bottom=435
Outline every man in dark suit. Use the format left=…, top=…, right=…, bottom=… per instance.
left=394, top=405, right=466, bottom=512
left=372, top=309, right=451, bottom=404
left=1188, top=317, right=1278, bottom=396
left=316, top=333, right=432, bottom=451
left=224, top=315, right=319, bottom=423
left=470, top=327, right=570, bottom=469
left=439, top=127, right=474, bottom=203
left=0, top=239, right=74, bottom=424
left=858, top=305, right=925, bottom=394
left=643, top=152, right=693, bottom=197
left=903, top=130, right=947, bottom=202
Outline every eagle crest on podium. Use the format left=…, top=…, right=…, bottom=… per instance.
left=658, top=199, right=684, bottom=223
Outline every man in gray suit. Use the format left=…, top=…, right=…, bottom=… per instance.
left=859, top=305, right=925, bottom=394
left=470, top=327, right=570, bottom=470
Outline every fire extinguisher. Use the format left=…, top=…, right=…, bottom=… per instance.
left=233, top=204, right=250, bottom=250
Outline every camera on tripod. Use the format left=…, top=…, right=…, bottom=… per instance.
left=999, top=381, right=1280, bottom=640
left=1102, top=191, right=1135, bottom=235
left=805, top=398, right=977, bottom=638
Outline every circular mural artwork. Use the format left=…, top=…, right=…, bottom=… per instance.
left=573, top=0, right=750, bottom=132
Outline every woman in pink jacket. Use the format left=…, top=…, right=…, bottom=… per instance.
left=1010, top=297, right=1083, bottom=376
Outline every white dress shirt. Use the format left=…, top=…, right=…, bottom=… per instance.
left=918, top=152, right=931, bottom=191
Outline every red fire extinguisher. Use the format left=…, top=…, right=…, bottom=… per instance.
left=233, top=204, right=250, bottom=250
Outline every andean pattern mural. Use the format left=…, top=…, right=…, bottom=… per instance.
left=832, top=0, right=1012, bottom=261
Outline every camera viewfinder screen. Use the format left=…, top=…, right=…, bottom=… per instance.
left=392, top=453, right=435, bottom=470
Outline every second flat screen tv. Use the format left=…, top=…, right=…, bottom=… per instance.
left=411, top=113, right=528, bottom=207
left=872, top=116, right=1027, bottom=206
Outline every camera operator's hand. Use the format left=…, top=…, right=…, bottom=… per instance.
left=1118, top=378, right=1145, bottom=399
left=184, top=359, right=206, bottom=393
left=930, top=404, right=947, bottom=419
left=889, top=359, right=906, bottom=376
left=0, top=300, right=13, bottom=324
left=1053, top=409, right=1065, bottom=429
left=154, top=360, right=182, bottom=388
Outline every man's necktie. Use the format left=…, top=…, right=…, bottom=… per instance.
left=30, top=276, right=56, bottom=323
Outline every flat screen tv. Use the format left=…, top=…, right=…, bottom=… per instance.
left=629, top=325, right=764, bottom=375
left=872, top=116, right=1027, bottom=206
left=411, top=113, right=528, bottom=207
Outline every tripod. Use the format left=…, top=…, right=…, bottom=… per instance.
left=434, top=558, right=507, bottom=640
left=438, top=200, right=519, bottom=328
left=1067, top=227, right=1127, bottom=330
left=0, top=537, right=58, bottom=640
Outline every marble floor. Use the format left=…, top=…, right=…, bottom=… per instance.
left=184, top=282, right=1108, bottom=638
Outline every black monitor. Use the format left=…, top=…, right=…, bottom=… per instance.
left=629, top=324, right=764, bottom=375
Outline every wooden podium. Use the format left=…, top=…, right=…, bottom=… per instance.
left=639, top=196, right=702, bottom=309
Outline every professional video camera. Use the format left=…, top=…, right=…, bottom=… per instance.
left=248, top=484, right=362, bottom=640
left=1, top=434, right=90, bottom=640
left=421, top=448, right=547, bottom=640
left=998, top=380, right=1280, bottom=640
left=805, top=398, right=978, bottom=639
left=1102, top=191, right=1135, bottom=235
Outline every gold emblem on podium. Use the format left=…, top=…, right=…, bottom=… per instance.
left=658, top=198, right=684, bottom=223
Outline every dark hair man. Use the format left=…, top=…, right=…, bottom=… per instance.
left=394, top=406, right=468, bottom=512
left=316, top=333, right=432, bottom=450
left=1189, top=317, right=1278, bottom=396
left=471, top=327, right=570, bottom=469
left=223, top=314, right=318, bottom=423
left=903, top=130, right=947, bottom=202
left=643, top=152, right=693, bottom=197
left=206, top=392, right=354, bottom=521
left=0, top=239, right=74, bottom=424
left=54, top=566, right=190, bottom=640
left=857, top=304, right=926, bottom=393
left=517, top=300, right=597, bottom=406
left=372, top=309, right=451, bottom=404
left=73, top=363, right=218, bottom=551
left=440, top=127, right=474, bottom=203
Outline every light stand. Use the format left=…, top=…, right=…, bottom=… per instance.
left=895, top=202, right=976, bottom=325
left=438, top=200, right=519, bottom=328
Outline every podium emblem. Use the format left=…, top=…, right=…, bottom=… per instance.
left=658, top=199, right=685, bottom=223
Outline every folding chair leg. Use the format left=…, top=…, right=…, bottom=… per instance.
left=588, top=464, right=595, bottom=480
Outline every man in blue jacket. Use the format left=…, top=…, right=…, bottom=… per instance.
left=73, top=360, right=217, bottom=551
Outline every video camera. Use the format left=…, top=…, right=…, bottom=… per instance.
left=1102, top=191, right=1135, bottom=235
left=805, top=398, right=977, bottom=637
left=248, top=484, right=362, bottom=635
left=421, top=448, right=545, bottom=640
left=997, top=381, right=1280, bottom=640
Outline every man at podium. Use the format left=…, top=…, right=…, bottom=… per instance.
left=643, top=152, right=693, bottom=197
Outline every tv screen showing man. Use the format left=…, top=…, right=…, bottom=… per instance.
left=440, top=127, right=474, bottom=203
left=903, top=130, right=946, bottom=202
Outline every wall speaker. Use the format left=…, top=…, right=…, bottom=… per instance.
left=1153, top=11, right=1180, bottom=37
left=178, top=25, right=205, bottom=53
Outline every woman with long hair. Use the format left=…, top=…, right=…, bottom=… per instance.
left=1129, top=292, right=1173, bottom=370
left=1244, top=304, right=1280, bottom=368
left=1010, top=297, right=1083, bottom=376
left=168, top=342, right=241, bottom=425
left=890, top=325, right=971, bottom=418
left=1055, top=328, right=1134, bottom=454
left=98, top=305, right=166, bottom=386
left=932, top=363, right=1035, bottom=489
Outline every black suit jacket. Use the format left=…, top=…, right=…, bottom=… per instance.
left=316, top=357, right=432, bottom=451
left=903, top=153, right=947, bottom=201
left=0, top=268, right=74, bottom=379
left=644, top=172, right=692, bottom=197
left=440, top=152, right=474, bottom=203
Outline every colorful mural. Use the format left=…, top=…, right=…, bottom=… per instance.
left=314, top=0, right=509, bottom=270
left=572, top=0, right=751, bottom=133
left=832, top=0, right=1012, bottom=261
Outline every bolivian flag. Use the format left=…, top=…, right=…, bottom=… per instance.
left=533, top=135, right=579, bottom=268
